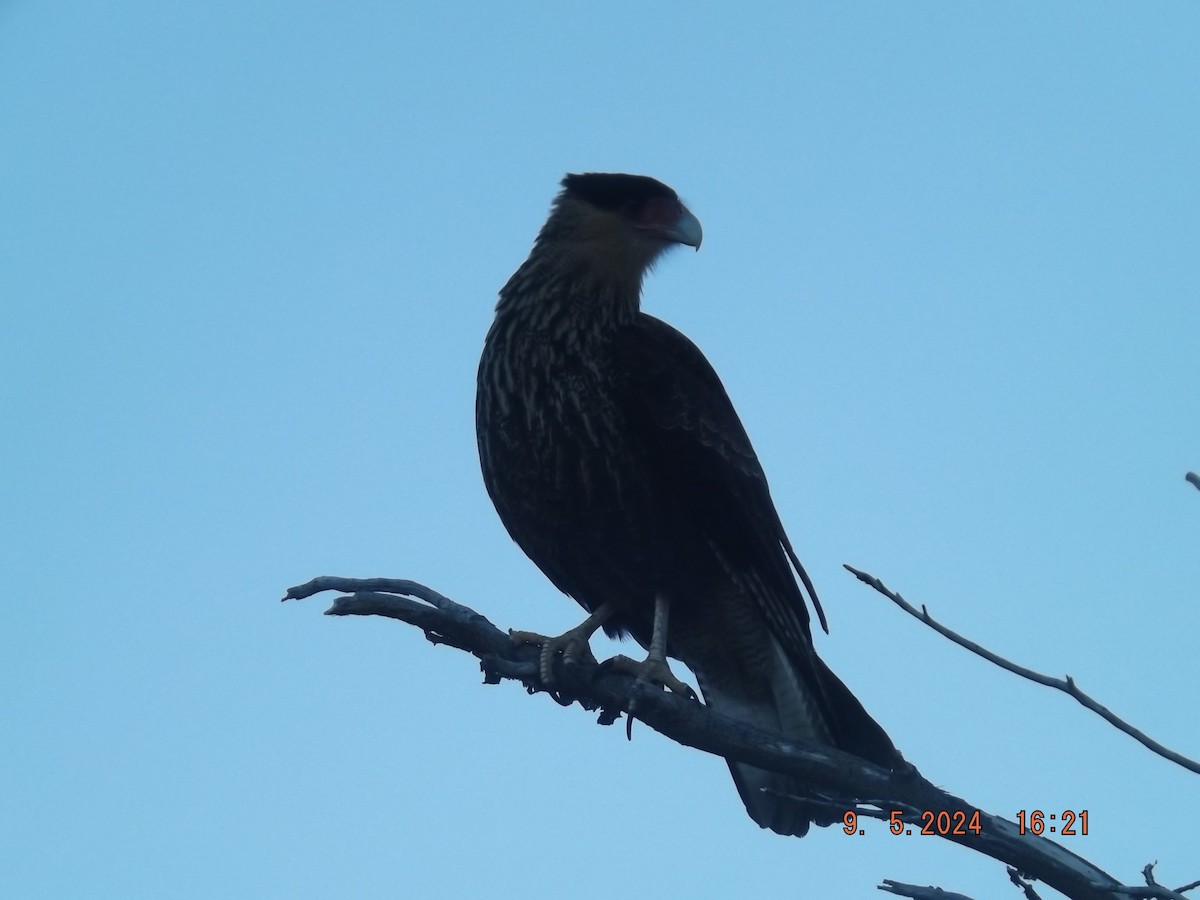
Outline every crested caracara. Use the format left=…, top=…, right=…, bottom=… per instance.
left=476, top=173, right=900, bottom=836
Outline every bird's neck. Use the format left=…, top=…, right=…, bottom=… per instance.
left=497, top=247, right=643, bottom=335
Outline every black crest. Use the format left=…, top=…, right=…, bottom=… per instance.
left=560, top=173, right=677, bottom=214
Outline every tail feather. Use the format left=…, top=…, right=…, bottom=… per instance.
left=696, top=638, right=899, bottom=838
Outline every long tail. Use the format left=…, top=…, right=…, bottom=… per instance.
left=695, top=638, right=900, bottom=837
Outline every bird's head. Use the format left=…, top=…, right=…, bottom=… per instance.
left=543, top=173, right=702, bottom=290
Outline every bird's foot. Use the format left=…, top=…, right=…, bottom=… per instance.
left=600, top=653, right=698, bottom=702
left=509, top=603, right=616, bottom=693
left=509, top=625, right=599, bottom=690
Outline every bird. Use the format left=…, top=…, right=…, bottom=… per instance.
left=475, top=172, right=900, bottom=837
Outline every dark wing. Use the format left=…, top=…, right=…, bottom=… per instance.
left=615, top=313, right=901, bottom=769
left=615, top=313, right=827, bottom=647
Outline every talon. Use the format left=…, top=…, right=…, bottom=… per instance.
left=603, top=653, right=697, bottom=700
left=509, top=628, right=559, bottom=686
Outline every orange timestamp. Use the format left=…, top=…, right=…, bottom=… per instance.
left=1016, top=809, right=1088, bottom=836
left=842, top=809, right=983, bottom=836
left=841, top=808, right=1090, bottom=837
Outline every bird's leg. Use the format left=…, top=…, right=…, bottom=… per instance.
left=510, top=601, right=616, bottom=689
left=602, top=594, right=697, bottom=701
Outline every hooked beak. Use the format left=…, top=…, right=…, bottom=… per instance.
left=666, top=207, right=703, bottom=250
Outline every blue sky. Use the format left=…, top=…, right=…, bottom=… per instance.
left=3, top=3, right=1197, bottom=897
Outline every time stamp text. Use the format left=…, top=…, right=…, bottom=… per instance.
left=842, top=809, right=1089, bottom=837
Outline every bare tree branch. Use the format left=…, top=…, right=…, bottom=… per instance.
left=844, top=565, right=1200, bottom=775
left=1185, top=472, right=1199, bottom=491
left=879, top=879, right=977, bottom=899
left=283, top=575, right=1178, bottom=900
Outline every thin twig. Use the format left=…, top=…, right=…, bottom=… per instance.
left=843, top=565, right=1200, bottom=775
left=1009, top=867, right=1046, bottom=900
left=1110, top=865, right=1196, bottom=900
